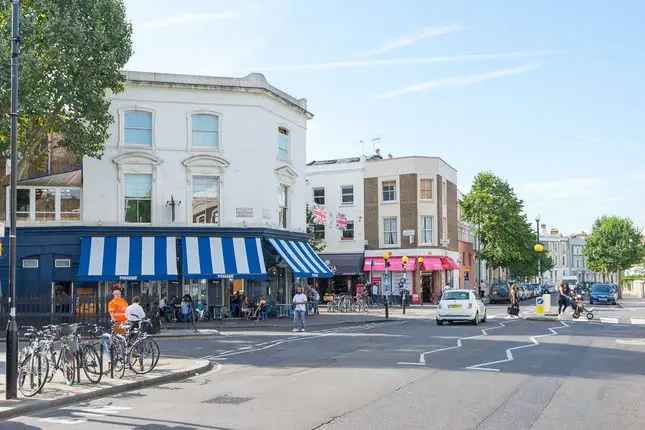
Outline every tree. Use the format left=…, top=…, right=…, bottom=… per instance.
left=306, top=206, right=326, bottom=253
left=0, top=0, right=133, bottom=177
left=583, top=216, right=645, bottom=296
left=461, top=172, right=537, bottom=276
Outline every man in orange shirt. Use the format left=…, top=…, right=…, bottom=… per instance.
left=108, top=287, right=128, bottom=329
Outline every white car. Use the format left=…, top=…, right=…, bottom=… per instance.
left=436, top=289, right=487, bottom=325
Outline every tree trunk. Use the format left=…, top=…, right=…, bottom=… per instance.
left=617, top=271, right=623, bottom=299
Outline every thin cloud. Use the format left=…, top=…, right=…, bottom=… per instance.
left=258, top=50, right=560, bottom=72
left=140, top=12, right=237, bottom=30
left=363, top=25, right=463, bottom=57
left=376, top=64, right=540, bottom=99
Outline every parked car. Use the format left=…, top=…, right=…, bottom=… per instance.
left=589, top=283, right=618, bottom=305
left=436, top=289, right=487, bottom=325
left=489, top=282, right=511, bottom=304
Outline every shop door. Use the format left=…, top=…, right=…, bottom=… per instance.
left=76, top=284, right=99, bottom=317
left=51, top=281, right=73, bottom=315
left=422, top=275, right=433, bottom=303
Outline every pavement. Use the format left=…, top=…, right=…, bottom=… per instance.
left=4, top=299, right=645, bottom=429
left=0, top=353, right=211, bottom=421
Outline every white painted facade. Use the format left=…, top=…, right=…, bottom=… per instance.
left=81, top=71, right=310, bottom=232
left=305, top=158, right=365, bottom=254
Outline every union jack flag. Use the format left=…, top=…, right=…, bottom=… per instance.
left=312, top=207, right=327, bottom=224
left=336, top=213, right=348, bottom=229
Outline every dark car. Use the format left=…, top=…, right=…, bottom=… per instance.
left=590, top=283, right=618, bottom=305
left=489, top=282, right=511, bottom=304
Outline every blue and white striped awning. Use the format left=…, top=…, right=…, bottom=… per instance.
left=182, top=237, right=267, bottom=279
left=78, top=236, right=178, bottom=281
left=267, top=238, right=333, bottom=278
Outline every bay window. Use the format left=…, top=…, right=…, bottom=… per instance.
left=35, top=188, right=56, bottom=221
left=60, top=188, right=81, bottom=221
left=16, top=188, right=30, bottom=220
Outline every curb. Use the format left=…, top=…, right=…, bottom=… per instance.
left=0, top=359, right=213, bottom=421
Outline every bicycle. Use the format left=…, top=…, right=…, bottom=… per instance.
left=41, top=324, right=78, bottom=386
left=17, top=327, right=50, bottom=397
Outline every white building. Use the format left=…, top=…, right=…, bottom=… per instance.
left=305, top=157, right=366, bottom=291
left=3, top=71, right=332, bottom=313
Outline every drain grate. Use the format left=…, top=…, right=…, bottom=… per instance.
left=203, top=395, right=253, bottom=405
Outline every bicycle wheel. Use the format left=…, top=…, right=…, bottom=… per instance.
left=61, top=348, right=77, bottom=385
left=18, top=352, right=49, bottom=397
left=105, top=341, right=127, bottom=379
left=81, top=344, right=103, bottom=384
left=46, top=350, right=58, bottom=383
left=128, top=338, right=160, bottom=374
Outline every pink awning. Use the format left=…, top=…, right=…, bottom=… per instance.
left=441, top=256, right=460, bottom=270
left=420, top=256, right=443, bottom=271
left=363, top=257, right=414, bottom=272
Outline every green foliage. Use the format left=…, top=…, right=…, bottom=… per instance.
left=461, top=172, right=537, bottom=271
left=0, top=0, right=133, bottom=175
left=583, top=216, right=644, bottom=275
left=306, top=206, right=326, bottom=253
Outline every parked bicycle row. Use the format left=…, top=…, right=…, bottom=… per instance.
left=17, top=318, right=160, bottom=398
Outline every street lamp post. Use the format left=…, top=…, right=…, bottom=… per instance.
left=534, top=216, right=544, bottom=286
left=5, top=0, right=21, bottom=400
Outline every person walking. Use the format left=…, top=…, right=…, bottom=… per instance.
left=558, top=281, right=571, bottom=317
left=292, top=287, right=308, bottom=332
left=508, top=283, right=520, bottom=317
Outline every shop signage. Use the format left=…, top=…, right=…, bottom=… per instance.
left=119, top=275, right=138, bottom=281
left=236, top=207, right=254, bottom=218
left=402, top=229, right=415, bottom=237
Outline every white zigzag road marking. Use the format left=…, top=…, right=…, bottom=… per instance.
left=397, top=322, right=509, bottom=366
left=466, top=321, right=569, bottom=372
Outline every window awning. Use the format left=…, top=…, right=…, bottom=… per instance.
left=78, top=236, right=178, bottom=281
left=363, top=256, right=453, bottom=272
left=321, top=253, right=364, bottom=276
left=267, top=238, right=333, bottom=278
left=363, top=257, right=414, bottom=272
left=182, top=237, right=266, bottom=279
left=441, top=256, right=460, bottom=270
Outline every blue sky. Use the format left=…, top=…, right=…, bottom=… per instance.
left=123, top=0, right=645, bottom=235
